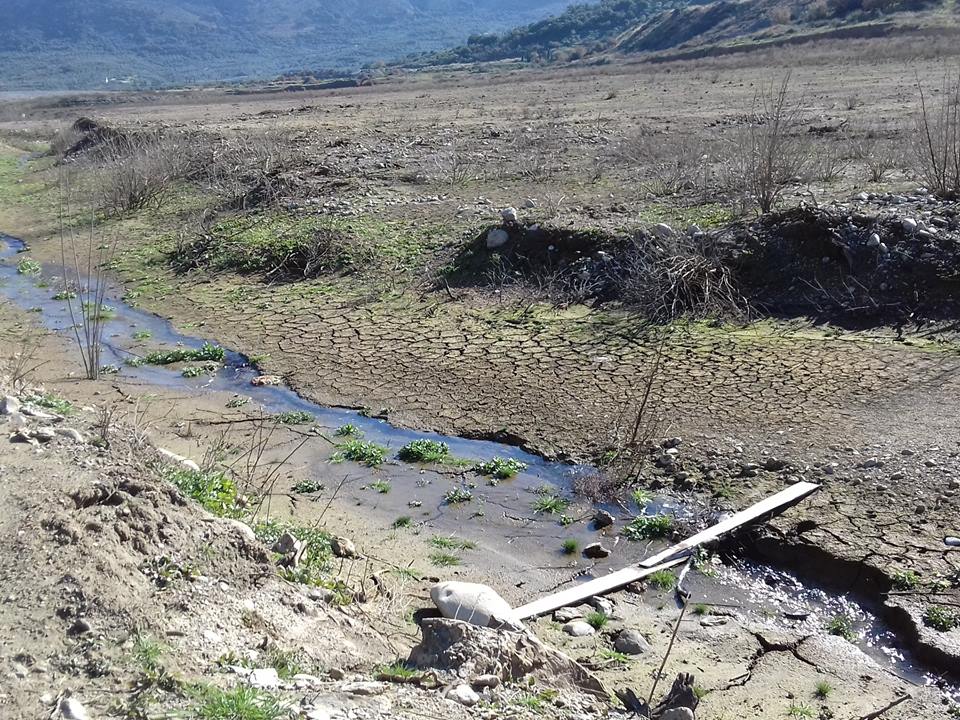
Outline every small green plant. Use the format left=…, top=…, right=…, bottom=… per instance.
left=143, top=342, right=225, bottom=366
left=164, top=468, right=243, bottom=518
left=332, top=439, right=387, bottom=467
left=24, top=392, right=74, bottom=415
left=17, top=258, right=41, bottom=276
left=132, top=633, right=164, bottom=673
left=647, top=570, right=676, bottom=590
left=632, top=488, right=653, bottom=508
left=693, top=686, right=709, bottom=700
left=430, top=535, right=476, bottom=551
left=53, top=290, right=77, bottom=301
left=443, top=487, right=473, bottom=504
left=376, top=660, right=421, bottom=682
left=253, top=520, right=335, bottom=589
left=558, top=514, right=574, bottom=527
left=891, top=569, right=921, bottom=591
left=226, top=396, right=250, bottom=408
left=292, top=479, right=323, bottom=494
left=392, top=515, right=412, bottom=529
left=274, top=410, right=314, bottom=425
left=263, top=647, right=304, bottom=679
left=190, top=685, right=286, bottom=720
left=814, top=680, right=833, bottom=699
left=585, top=611, right=609, bottom=630
left=924, top=605, right=959, bottom=632
left=82, top=301, right=116, bottom=321
left=787, top=702, right=815, bottom=719
left=371, top=479, right=391, bottom=494
left=181, top=366, right=207, bottom=378
left=429, top=551, right=461, bottom=567
left=335, top=424, right=360, bottom=437
left=622, top=514, right=673, bottom=540
left=473, top=456, right=527, bottom=479
left=598, top=648, right=631, bottom=665
left=826, top=615, right=856, bottom=641
left=692, top=603, right=709, bottom=616
left=132, top=329, right=152, bottom=340
left=561, top=538, right=578, bottom=555
left=533, top=494, right=570, bottom=514
left=398, top=439, right=451, bottom=463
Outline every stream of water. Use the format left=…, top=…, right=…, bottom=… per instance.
left=1, top=233, right=954, bottom=698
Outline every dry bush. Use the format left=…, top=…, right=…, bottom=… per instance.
left=914, top=74, right=960, bottom=197
left=428, top=142, right=476, bottom=185
left=618, top=132, right=711, bottom=197
left=847, top=126, right=902, bottom=182
left=610, top=233, right=746, bottom=322
left=726, top=74, right=810, bottom=213
left=50, top=125, right=85, bottom=158
left=808, top=141, right=849, bottom=182
left=199, top=130, right=298, bottom=209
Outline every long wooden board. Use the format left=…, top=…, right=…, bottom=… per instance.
left=513, top=481, right=820, bottom=620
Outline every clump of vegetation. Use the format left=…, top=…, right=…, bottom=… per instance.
left=814, top=680, right=833, bottom=699
left=132, top=329, right=152, bottom=340
left=24, top=392, right=74, bottom=415
left=429, top=551, right=461, bottom=567
left=16, top=258, right=41, bottom=276
left=141, top=342, right=225, bottom=366
left=692, top=603, right=710, bottom=616
left=598, top=648, right=631, bottom=665
left=53, top=289, right=77, bottom=301
left=292, top=479, right=323, bottom=494
left=253, top=520, right=336, bottom=589
left=398, top=438, right=451, bottom=463
left=631, top=488, right=652, bottom=508
left=924, top=605, right=959, bottom=632
left=392, top=516, right=412, bottom=529
left=226, top=396, right=250, bottom=408
left=891, top=569, right=921, bottom=591
left=430, top=535, right=476, bottom=551
left=332, top=439, right=387, bottom=467
left=561, top=538, right=578, bottom=555
left=533, top=493, right=570, bottom=514
left=335, top=424, right=360, bottom=437
left=826, top=615, right=857, bottom=642
left=163, top=468, right=243, bottom=519
left=189, top=684, right=286, bottom=720
left=376, top=660, right=422, bottom=683
left=787, top=702, right=815, bottom=719
left=473, top=456, right=527, bottom=479
left=585, top=611, right=609, bottom=630
left=622, top=514, right=673, bottom=540
left=443, top=487, right=473, bottom=504
left=647, top=569, right=676, bottom=590
left=274, top=410, right=314, bottom=425
left=370, top=479, right=391, bottom=494
left=181, top=365, right=207, bottom=378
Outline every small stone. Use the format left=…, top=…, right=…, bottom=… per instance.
left=486, top=228, right=509, bottom=249
left=202, top=630, right=223, bottom=644
left=157, top=448, right=201, bottom=472
left=306, top=707, right=332, bottom=720
left=1, top=395, right=20, bottom=415
left=783, top=609, right=810, bottom=621
left=553, top=607, right=583, bottom=623
left=582, top=542, right=611, bottom=559
left=446, top=683, right=480, bottom=706
left=587, top=596, right=614, bottom=616
left=500, top=207, right=519, bottom=224
left=593, top=510, right=615, bottom=529
left=925, top=459, right=938, bottom=468
left=652, top=223, right=674, bottom=239
left=248, top=668, right=280, bottom=688
left=308, top=587, right=335, bottom=603
left=67, top=618, right=92, bottom=636
left=58, top=697, right=89, bottom=720
left=471, top=674, right=500, bottom=690
left=272, top=532, right=302, bottom=555
left=763, top=458, right=788, bottom=471
left=331, top=536, right=358, bottom=558
left=563, top=620, right=595, bottom=637
left=902, top=218, right=918, bottom=232
left=342, top=681, right=386, bottom=696
left=867, top=233, right=880, bottom=248
left=250, top=375, right=282, bottom=387
left=661, top=709, right=695, bottom=720
left=55, top=428, right=85, bottom=443
left=700, top=615, right=728, bottom=627
left=948, top=479, right=960, bottom=490
left=614, top=629, right=651, bottom=655
left=327, top=668, right=346, bottom=680
left=33, top=427, right=56, bottom=443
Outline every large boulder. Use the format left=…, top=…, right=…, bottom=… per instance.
left=430, top=581, right=522, bottom=630
left=410, top=617, right=606, bottom=698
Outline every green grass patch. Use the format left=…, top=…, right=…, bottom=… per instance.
left=164, top=468, right=244, bottom=519
left=253, top=520, right=336, bottom=589
left=430, top=535, right=476, bottom=551
left=443, top=487, right=473, bottom=504
left=429, top=551, right=461, bottom=567
left=189, top=685, right=286, bottom=720
left=585, top=611, right=609, bottom=630
left=826, top=615, right=857, bottom=642
left=392, top=516, right=412, bottom=529
left=787, top=702, right=815, bottom=719
left=532, top=494, right=570, bottom=514
left=598, top=648, right=631, bottom=665
left=274, top=410, right=314, bottom=425
left=332, top=439, right=387, bottom=467
left=292, top=479, right=323, bottom=494
left=924, top=605, right=959, bottom=632
left=141, top=342, right=225, bottom=366
left=814, top=680, right=833, bottom=699
left=647, top=569, right=676, bottom=590
left=132, top=329, right=153, bottom=340
left=52, top=290, right=77, bottom=301
left=24, top=392, right=73, bottom=415
left=632, top=488, right=653, bottom=508
left=335, top=424, right=360, bottom=437
left=473, top=456, right=527, bottom=480
left=561, top=538, right=578, bottom=555
left=371, top=479, right=391, bottom=494
left=16, top=258, right=40, bottom=276
left=376, top=660, right=422, bottom=682
left=891, top=569, right=921, bottom=591
left=398, top=439, right=451, bottom=464
left=622, top=514, right=673, bottom=540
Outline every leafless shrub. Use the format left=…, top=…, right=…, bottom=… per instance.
left=610, top=233, right=747, bottom=322
left=618, top=133, right=711, bottom=197
left=200, top=130, right=297, bottom=209
left=59, top=168, right=117, bottom=380
left=914, top=74, right=960, bottom=197
left=0, top=335, right=44, bottom=393
left=428, top=142, right=476, bottom=185
left=848, top=127, right=901, bottom=182
left=50, top=125, right=85, bottom=158
left=726, top=74, right=810, bottom=213
left=808, top=142, right=849, bottom=182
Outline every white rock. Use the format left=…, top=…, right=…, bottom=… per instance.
left=1, top=395, right=20, bottom=415
left=562, top=620, right=595, bottom=637
left=248, top=668, right=280, bottom=688
left=500, top=207, right=519, bottom=224
left=306, top=707, right=333, bottom=720
left=331, top=536, right=358, bottom=558
left=157, top=448, right=200, bottom=472
left=446, top=683, right=480, bottom=706
left=430, top=581, right=521, bottom=630
left=653, top=223, right=674, bottom=239
left=661, top=709, right=695, bottom=720
left=202, top=630, right=223, bottom=644
left=472, top=674, right=500, bottom=689
left=902, top=218, right=918, bottom=232
left=342, top=681, right=386, bottom=696
left=33, top=427, right=56, bottom=443
left=56, top=428, right=85, bottom=443
left=553, top=607, right=583, bottom=623
left=486, top=228, right=510, bottom=250
left=867, top=233, right=880, bottom=248
left=58, top=697, right=89, bottom=720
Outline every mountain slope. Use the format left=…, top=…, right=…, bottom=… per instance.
left=0, top=0, right=583, bottom=91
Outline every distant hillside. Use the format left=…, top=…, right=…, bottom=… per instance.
left=0, top=0, right=584, bottom=91
left=407, top=0, right=942, bottom=66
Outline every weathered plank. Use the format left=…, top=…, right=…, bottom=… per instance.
left=514, top=557, right=689, bottom=620
left=513, top=481, right=821, bottom=620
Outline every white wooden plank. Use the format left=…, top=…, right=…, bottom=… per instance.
left=514, top=557, right=688, bottom=620
left=638, top=481, right=821, bottom=568
left=512, top=481, right=821, bottom=620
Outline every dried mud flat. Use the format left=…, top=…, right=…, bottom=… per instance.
left=1, top=41, right=960, bottom=719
